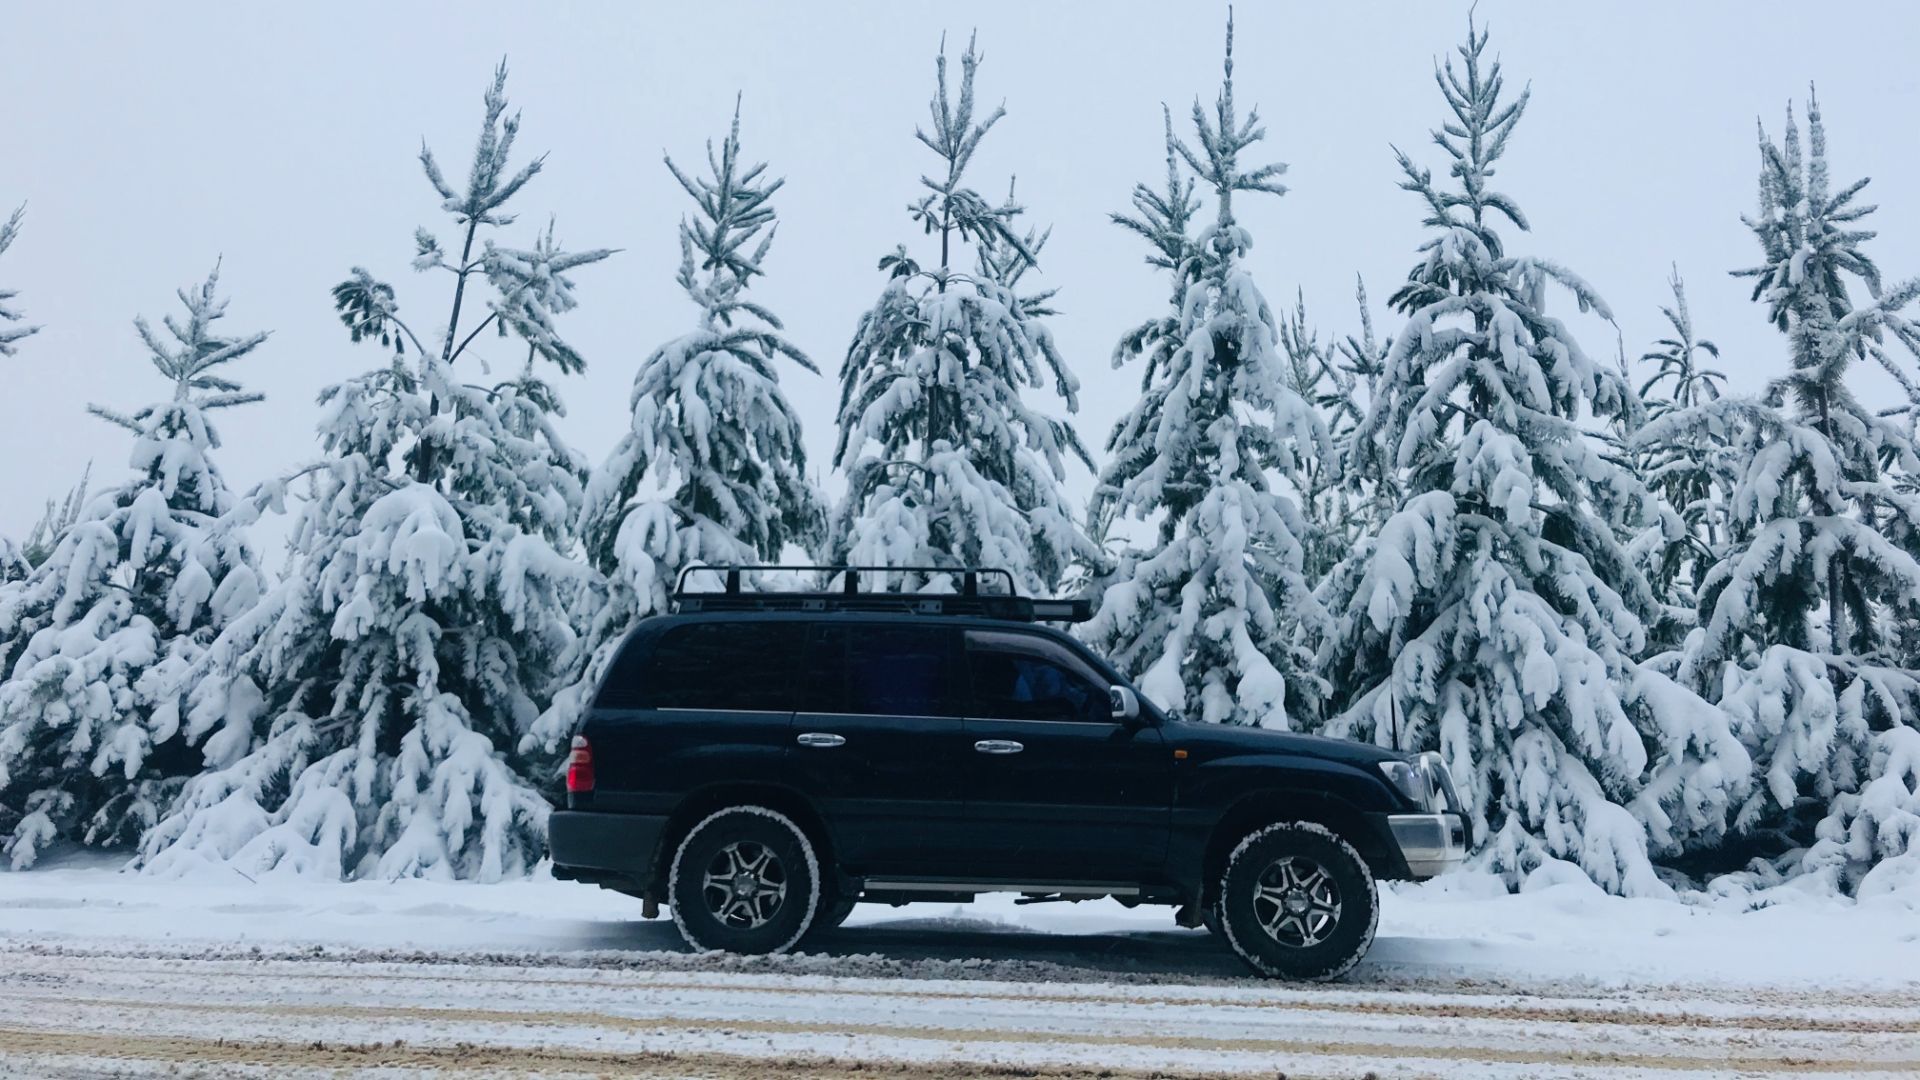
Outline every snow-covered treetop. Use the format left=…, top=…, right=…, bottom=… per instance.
left=0, top=204, right=39, bottom=358
left=81, top=266, right=267, bottom=517
left=664, top=98, right=814, bottom=365
left=1734, top=90, right=1920, bottom=454
left=331, top=59, right=614, bottom=379
left=1174, top=11, right=1286, bottom=232
left=420, top=60, right=545, bottom=231
left=905, top=33, right=1032, bottom=277
left=131, top=264, right=265, bottom=408
left=1640, top=268, right=1725, bottom=416
left=7, top=468, right=89, bottom=578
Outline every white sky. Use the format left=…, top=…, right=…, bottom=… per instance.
left=3, top=1, right=1918, bottom=541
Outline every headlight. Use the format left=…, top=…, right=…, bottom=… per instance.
left=1379, top=759, right=1434, bottom=811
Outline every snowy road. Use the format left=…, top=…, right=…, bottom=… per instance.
left=3, top=859, right=1919, bottom=1077
left=3, top=941, right=1918, bottom=1079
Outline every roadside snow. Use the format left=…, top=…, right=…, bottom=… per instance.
left=2, top=849, right=1915, bottom=993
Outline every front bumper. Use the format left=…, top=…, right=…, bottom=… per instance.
left=1387, top=812, right=1467, bottom=879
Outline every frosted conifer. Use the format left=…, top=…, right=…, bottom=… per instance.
left=829, top=34, right=1094, bottom=594
left=531, top=103, right=823, bottom=755
left=1085, top=15, right=1332, bottom=729
left=1655, top=93, right=1920, bottom=893
left=1313, top=21, right=1743, bottom=894
left=1630, top=270, right=1729, bottom=646
left=0, top=267, right=265, bottom=867
left=140, top=63, right=609, bottom=881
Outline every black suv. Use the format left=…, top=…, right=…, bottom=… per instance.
left=549, top=567, right=1466, bottom=980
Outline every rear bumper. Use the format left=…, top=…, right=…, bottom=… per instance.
left=1386, top=812, right=1467, bottom=879
left=548, top=810, right=669, bottom=893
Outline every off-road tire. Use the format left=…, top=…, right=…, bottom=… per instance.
left=669, top=806, right=821, bottom=954
left=1217, top=821, right=1378, bottom=981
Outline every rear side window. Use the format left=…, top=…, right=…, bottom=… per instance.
left=805, top=623, right=961, bottom=718
left=596, top=621, right=803, bottom=711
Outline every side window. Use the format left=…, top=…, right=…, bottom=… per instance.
left=810, top=623, right=961, bottom=718
left=601, top=621, right=801, bottom=711
left=592, top=631, right=654, bottom=709
left=965, top=630, right=1111, bottom=724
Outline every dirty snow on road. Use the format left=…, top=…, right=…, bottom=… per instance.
left=1, top=853, right=1917, bottom=1077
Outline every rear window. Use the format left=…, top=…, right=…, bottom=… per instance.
left=596, top=621, right=804, bottom=711
left=804, top=623, right=962, bottom=718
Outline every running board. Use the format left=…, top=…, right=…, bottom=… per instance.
left=861, top=878, right=1140, bottom=897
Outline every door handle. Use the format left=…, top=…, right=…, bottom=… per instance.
left=796, top=732, right=846, bottom=748
left=974, top=739, right=1024, bottom=755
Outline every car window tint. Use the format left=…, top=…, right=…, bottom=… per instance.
left=830, top=624, right=960, bottom=718
left=965, top=630, right=1110, bottom=723
left=591, top=630, right=654, bottom=709
left=611, top=621, right=801, bottom=711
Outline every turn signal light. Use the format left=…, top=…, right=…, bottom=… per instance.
left=566, top=735, right=595, bottom=794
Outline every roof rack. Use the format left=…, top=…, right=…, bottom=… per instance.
left=670, top=565, right=1094, bottom=624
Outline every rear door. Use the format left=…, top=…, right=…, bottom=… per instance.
left=785, top=620, right=971, bottom=874
left=959, top=628, right=1172, bottom=882
left=585, top=619, right=804, bottom=814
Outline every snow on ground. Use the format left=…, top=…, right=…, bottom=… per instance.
left=4, top=850, right=1917, bottom=991
left=2, top=851, right=1917, bottom=1077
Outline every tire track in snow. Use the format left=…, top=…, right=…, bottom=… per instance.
left=4, top=945, right=1917, bottom=1078
left=10, top=951, right=1916, bottom=1036
left=4, top=987, right=1917, bottom=1076
left=0, top=1028, right=1259, bottom=1080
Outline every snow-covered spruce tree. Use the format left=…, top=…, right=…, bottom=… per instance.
left=829, top=34, right=1094, bottom=594
left=1084, top=16, right=1332, bottom=730
left=532, top=104, right=822, bottom=755
left=1087, top=107, right=1200, bottom=557
left=139, top=63, right=610, bottom=881
left=1654, top=94, right=1920, bottom=895
left=1277, top=288, right=1381, bottom=584
left=1630, top=269, right=1730, bottom=649
left=1312, top=22, right=1745, bottom=894
left=0, top=267, right=265, bottom=868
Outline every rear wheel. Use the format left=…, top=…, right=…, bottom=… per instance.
left=1217, top=821, right=1377, bottom=981
left=669, top=807, right=821, bottom=954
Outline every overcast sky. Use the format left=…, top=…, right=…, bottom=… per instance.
left=3, top=1, right=1918, bottom=542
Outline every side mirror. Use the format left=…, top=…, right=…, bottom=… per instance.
left=1109, top=685, right=1142, bottom=723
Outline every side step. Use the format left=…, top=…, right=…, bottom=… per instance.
left=860, top=878, right=1141, bottom=898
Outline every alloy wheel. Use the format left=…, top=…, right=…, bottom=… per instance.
left=701, top=840, right=788, bottom=929
left=1252, top=855, right=1342, bottom=947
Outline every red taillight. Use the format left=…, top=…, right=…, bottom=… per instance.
left=566, top=735, right=595, bottom=794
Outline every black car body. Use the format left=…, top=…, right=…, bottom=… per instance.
left=550, top=571, right=1467, bottom=979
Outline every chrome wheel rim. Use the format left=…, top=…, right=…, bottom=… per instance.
left=1253, top=855, right=1342, bottom=948
left=701, top=841, right=788, bottom=929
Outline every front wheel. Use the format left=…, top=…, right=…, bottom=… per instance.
left=1217, top=821, right=1378, bottom=981
left=668, top=807, right=821, bottom=954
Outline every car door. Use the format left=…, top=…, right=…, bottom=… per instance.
left=784, top=620, right=972, bottom=875
left=959, top=628, right=1173, bottom=882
